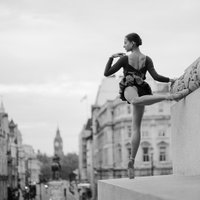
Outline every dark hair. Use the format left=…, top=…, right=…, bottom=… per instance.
left=125, top=33, right=142, bottom=47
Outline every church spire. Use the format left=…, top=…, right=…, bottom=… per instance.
left=0, top=98, right=5, bottom=113
left=56, top=126, right=61, bottom=137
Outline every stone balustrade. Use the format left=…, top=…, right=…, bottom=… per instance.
left=170, top=57, right=200, bottom=94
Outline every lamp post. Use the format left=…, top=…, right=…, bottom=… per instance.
left=99, top=160, right=102, bottom=180
left=26, top=158, right=32, bottom=185
left=111, top=109, right=115, bottom=178
left=150, top=147, right=154, bottom=176
left=39, top=174, right=43, bottom=200
left=16, top=140, right=21, bottom=191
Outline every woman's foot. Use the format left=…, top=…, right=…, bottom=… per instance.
left=127, top=159, right=135, bottom=179
left=166, top=89, right=190, bottom=101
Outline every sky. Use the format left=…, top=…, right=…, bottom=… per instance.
left=0, top=0, right=199, bottom=156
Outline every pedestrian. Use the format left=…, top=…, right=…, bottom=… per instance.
left=104, top=32, right=189, bottom=179
left=7, top=186, right=12, bottom=200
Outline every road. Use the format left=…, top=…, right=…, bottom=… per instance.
left=35, top=183, right=78, bottom=200
left=36, top=184, right=50, bottom=200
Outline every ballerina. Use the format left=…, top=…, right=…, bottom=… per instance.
left=104, top=32, right=189, bottom=179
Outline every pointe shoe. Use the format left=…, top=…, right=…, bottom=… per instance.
left=167, top=89, right=190, bottom=101
left=127, top=159, right=135, bottom=179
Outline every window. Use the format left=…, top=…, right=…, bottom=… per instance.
left=95, top=120, right=100, bottom=132
left=142, top=131, right=149, bottom=137
left=158, top=103, right=164, bottom=112
left=127, top=105, right=131, bottom=114
left=103, top=148, right=108, bottom=165
left=158, top=130, right=166, bottom=137
left=114, top=130, right=121, bottom=142
left=127, top=126, right=132, bottom=137
left=159, top=146, right=166, bottom=161
left=116, top=144, right=122, bottom=164
left=143, top=147, right=150, bottom=162
left=118, top=147, right=122, bottom=163
left=127, top=147, right=131, bottom=159
left=99, top=149, right=103, bottom=167
left=103, top=132, right=107, bottom=144
left=0, top=128, right=3, bottom=136
left=126, top=143, right=131, bottom=160
left=115, top=107, right=121, bottom=116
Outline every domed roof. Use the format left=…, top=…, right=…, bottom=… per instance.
left=95, top=76, right=119, bottom=106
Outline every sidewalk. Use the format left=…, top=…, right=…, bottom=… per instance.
left=36, top=184, right=50, bottom=200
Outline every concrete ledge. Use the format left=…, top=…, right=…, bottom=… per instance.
left=98, top=175, right=200, bottom=200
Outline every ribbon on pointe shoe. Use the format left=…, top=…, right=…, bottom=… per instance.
left=127, top=158, right=135, bottom=179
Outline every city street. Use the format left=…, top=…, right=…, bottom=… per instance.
left=36, top=184, right=50, bottom=200
left=34, top=183, right=78, bottom=200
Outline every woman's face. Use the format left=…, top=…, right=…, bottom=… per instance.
left=123, top=37, right=134, bottom=52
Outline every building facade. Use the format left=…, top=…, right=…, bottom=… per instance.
left=79, top=119, right=93, bottom=183
left=23, top=144, right=41, bottom=185
left=0, top=101, right=41, bottom=198
left=0, top=103, right=9, bottom=200
left=79, top=76, right=173, bottom=200
left=93, top=93, right=172, bottom=180
left=92, top=79, right=172, bottom=179
left=79, top=118, right=94, bottom=200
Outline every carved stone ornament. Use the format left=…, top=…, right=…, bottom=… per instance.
left=170, top=57, right=200, bottom=94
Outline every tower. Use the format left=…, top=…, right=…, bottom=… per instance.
left=54, top=127, right=64, bottom=157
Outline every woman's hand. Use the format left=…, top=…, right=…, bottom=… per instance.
left=169, top=78, right=177, bottom=83
left=169, top=78, right=177, bottom=87
left=110, top=53, right=126, bottom=58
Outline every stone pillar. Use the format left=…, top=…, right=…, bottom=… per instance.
left=171, top=88, right=200, bottom=175
left=170, top=57, right=200, bottom=175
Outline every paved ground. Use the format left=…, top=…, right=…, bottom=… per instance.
left=35, top=183, right=78, bottom=200
left=36, top=184, right=50, bottom=200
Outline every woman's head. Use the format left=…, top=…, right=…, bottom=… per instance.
left=123, top=33, right=142, bottom=51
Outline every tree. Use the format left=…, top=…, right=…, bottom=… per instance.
left=37, top=152, right=78, bottom=181
left=37, top=153, right=52, bottom=182
left=61, top=153, right=78, bottom=180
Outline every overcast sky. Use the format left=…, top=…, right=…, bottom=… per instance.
left=0, top=0, right=199, bottom=156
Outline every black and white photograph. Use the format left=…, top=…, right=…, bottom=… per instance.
left=0, top=0, right=200, bottom=200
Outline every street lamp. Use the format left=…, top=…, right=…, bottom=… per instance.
left=44, top=184, right=48, bottom=194
left=99, top=160, right=102, bottom=180
left=150, top=147, right=154, bottom=176
left=26, top=158, right=32, bottom=185
left=39, top=174, right=43, bottom=200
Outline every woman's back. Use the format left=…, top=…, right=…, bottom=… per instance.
left=128, top=51, right=146, bottom=71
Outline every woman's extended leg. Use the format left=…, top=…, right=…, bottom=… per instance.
left=124, top=86, right=189, bottom=106
left=128, top=103, right=145, bottom=179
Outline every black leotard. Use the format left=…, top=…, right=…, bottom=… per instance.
left=104, top=55, right=170, bottom=102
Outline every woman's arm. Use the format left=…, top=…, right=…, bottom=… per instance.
left=146, top=56, right=170, bottom=82
left=104, top=54, right=125, bottom=77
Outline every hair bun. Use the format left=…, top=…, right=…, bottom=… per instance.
left=126, top=33, right=142, bottom=47
left=138, top=37, right=142, bottom=46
